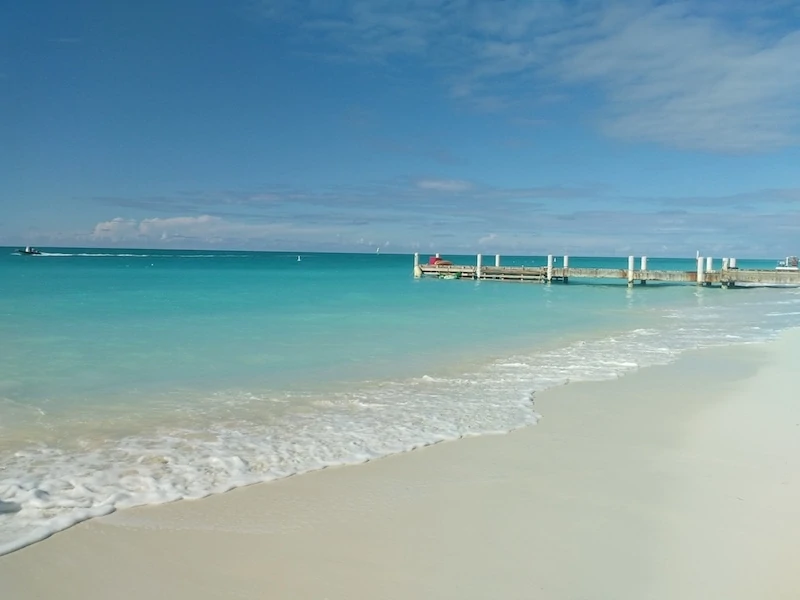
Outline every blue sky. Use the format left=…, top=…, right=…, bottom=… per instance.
left=2, top=0, right=800, bottom=256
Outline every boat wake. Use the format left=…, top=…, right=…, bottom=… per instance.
left=30, top=252, right=229, bottom=258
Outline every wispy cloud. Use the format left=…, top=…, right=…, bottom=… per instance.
left=82, top=180, right=800, bottom=255
left=338, top=103, right=466, bottom=165
left=647, top=187, right=800, bottom=209
left=555, top=3, right=800, bottom=152
left=415, top=178, right=473, bottom=192
left=364, top=134, right=465, bottom=166
left=258, top=0, right=800, bottom=152
left=89, top=215, right=326, bottom=245
left=83, top=178, right=599, bottom=250
left=92, top=177, right=597, bottom=220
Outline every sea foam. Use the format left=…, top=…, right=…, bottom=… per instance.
left=2, top=294, right=797, bottom=556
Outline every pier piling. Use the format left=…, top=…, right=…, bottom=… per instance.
left=546, top=255, right=554, bottom=283
left=627, top=256, right=635, bottom=287
left=723, top=257, right=738, bottom=288
left=696, top=256, right=705, bottom=285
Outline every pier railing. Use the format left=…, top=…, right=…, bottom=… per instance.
left=413, top=254, right=800, bottom=288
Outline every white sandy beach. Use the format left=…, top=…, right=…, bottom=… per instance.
left=2, top=332, right=800, bottom=599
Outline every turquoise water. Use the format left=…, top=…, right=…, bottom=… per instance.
left=1, top=248, right=798, bottom=554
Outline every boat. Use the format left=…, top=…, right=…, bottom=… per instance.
left=16, top=246, right=42, bottom=256
left=776, top=256, right=799, bottom=271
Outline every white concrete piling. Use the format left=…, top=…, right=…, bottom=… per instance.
left=696, top=256, right=705, bottom=285
left=705, top=256, right=713, bottom=272
left=641, top=256, right=648, bottom=270
left=413, top=252, right=421, bottom=278
left=476, top=254, right=483, bottom=279
left=495, top=254, right=501, bottom=267
left=627, top=255, right=635, bottom=287
left=722, top=258, right=729, bottom=270
left=546, top=255, right=554, bottom=283
left=730, top=257, right=737, bottom=269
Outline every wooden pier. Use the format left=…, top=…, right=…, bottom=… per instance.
left=413, top=254, right=800, bottom=288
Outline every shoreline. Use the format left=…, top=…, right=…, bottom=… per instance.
left=2, top=332, right=800, bottom=598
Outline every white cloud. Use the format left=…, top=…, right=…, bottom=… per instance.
left=263, top=0, right=800, bottom=152
left=77, top=182, right=800, bottom=255
left=552, top=3, right=800, bottom=151
left=90, top=215, right=317, bottom=244
left=415, top=178, right=474, bottom=192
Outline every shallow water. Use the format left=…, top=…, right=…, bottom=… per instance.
left=0, top=248, right=797, bottom=554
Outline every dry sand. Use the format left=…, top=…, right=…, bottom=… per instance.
left=2, top=332, right=800, bottom=599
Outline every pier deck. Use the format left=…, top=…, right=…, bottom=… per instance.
left=414, top=254, right=800, bottom=288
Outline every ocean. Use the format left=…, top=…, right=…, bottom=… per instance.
left=1, top=248, right=798, bottom=555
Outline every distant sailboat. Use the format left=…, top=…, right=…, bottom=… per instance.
left=297, top=255, right=301, bottom=262
left=376, top=247, right=380, bottom=254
